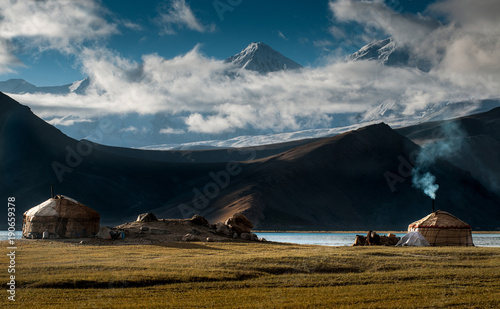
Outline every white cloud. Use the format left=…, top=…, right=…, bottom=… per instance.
left=278, top=30, right=288, bottom=40
left=120, top=126, right=139, bottom=133
left=48, top=116, right=93, bottom=127
left=155, top=0, right=215, bottom=35
left=0, top=40, right=23, bottom=73
left=328, top=0, right=500, bottom=96
left=329, top=0, right=438, bottom=44
left=159, top=127, right=185, bottom=134
left=11, top=45, right=489, bottom=135
left=5, top=0, right=500, bottom=137
left=0, top=0, right=117, bottom=49
left=122, top=21, right=143, bottom=31
left=0, top=0, right=117, bottom=71
left=313, top=40, right=335, bottom=52
left=328, top=25, right=346, bottom=39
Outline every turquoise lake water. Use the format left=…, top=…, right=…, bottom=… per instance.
left=2, top=231, right=499, bottom=247
left=255, top=232, right=500, bottom=247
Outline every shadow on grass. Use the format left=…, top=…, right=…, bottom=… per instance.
left=151, top=242, right=226, bottom=250
left=23, top=273, right=260, bottom=289
left=251, top=265, right=362, bottom=275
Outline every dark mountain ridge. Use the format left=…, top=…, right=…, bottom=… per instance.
left=1, top=93, right=499, bottom=230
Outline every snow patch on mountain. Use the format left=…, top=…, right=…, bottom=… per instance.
left=141, top=99, right=500, bottom=150
left=139, top=125, right=362, bottom=150
left=348, top=37, right=432, bottom=72
left=224, top=42, right=302, bottom=74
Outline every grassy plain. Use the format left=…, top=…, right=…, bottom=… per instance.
left=2, top=240, right=500, bottom=308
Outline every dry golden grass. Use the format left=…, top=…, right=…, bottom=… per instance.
left=1, top=239, right=500, bottom=308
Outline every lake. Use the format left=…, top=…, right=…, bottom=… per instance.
left=255, top=232, right=500, bottom=247
left=2, top=231, right=500, bottom=247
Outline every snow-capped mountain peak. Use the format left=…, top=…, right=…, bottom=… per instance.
left=348, top=38, right=396, bottom=62
left=224, top=42, right=302, bottom=74
left=348, top=37, right=432, bottom=72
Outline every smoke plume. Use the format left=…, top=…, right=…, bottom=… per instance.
left=411, top=122, right=465, bottom=199
left=412, top=170, right=439, bottom=199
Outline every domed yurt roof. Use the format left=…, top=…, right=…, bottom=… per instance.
left=408, top=210, right=473, bottom=246
left=409, top=210, right=471, bottom=229
left=23, top=195, right=100, bottom=239
left=24, top=195, right=99, bottom=219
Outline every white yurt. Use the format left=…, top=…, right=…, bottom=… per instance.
left=22, top=195, right=100, bottom=239
left=408, top=210, right=473, bottom=246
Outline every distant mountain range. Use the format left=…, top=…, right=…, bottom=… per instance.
left=1, top=41, right=499, bottom=151
left=0, top=42, right=300, bottom=97
left=1, top=92, right=499, bottom=230
left=0, top=77, right=90, bottom=95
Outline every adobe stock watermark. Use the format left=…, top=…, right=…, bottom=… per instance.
left=51, top=118, right=115, bottom=182
left=384, top=150, right=419, bottom=192
left=177, top=146, right=262, bottom=219
left=213, top=0, right=244, bottom=21
left=6, top=197, right=17, bottom=302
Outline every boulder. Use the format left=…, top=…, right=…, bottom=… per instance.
left=182, top=233, right=199, bottom=241
left=191, top=228, right=201, bottom=235
left=190, top=215, right=209, bottom=226
left=352, top=234, right=400, bottom=246
left=366, top=231, right=381, bottom=245
left=136, top=213, right=157, bottom=222
left=140, top=226, right=149, bottom=232
left=149, top=228, right=168, bottom=235
left=225, top=213, right=253, bottom=234
left=216, top=222, right=230, bottom=235
left=380, top=235, right=400, bottom=246
left=250, top=233, right=259, bottom=241
left=96, top=226, right=112, bottom=239
left=240, top=233, right=251, bottom=240
left=109, top=230, right=125, bottom=240
left=352, top=235, right=366, bottom=246
left=206, top=237, right=214, bottom=242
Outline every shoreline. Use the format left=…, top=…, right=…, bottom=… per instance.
left=254, top=230, right=500, bottom=234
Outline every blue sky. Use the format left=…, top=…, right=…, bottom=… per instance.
left=1, top=0, right=435, bottom=86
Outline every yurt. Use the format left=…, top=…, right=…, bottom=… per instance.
left=408, top=210, right=474, bottom=246
left=22, top=195, right=100, bottom=239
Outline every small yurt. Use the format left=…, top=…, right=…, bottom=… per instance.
left=22, top=195, right=100, bottom=239
left=408, top=210, right=473, bottom=246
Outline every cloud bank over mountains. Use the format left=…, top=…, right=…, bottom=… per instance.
left=330, top=0, right=500, bottom=92
left=1, top=0, right=500, bottom=137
